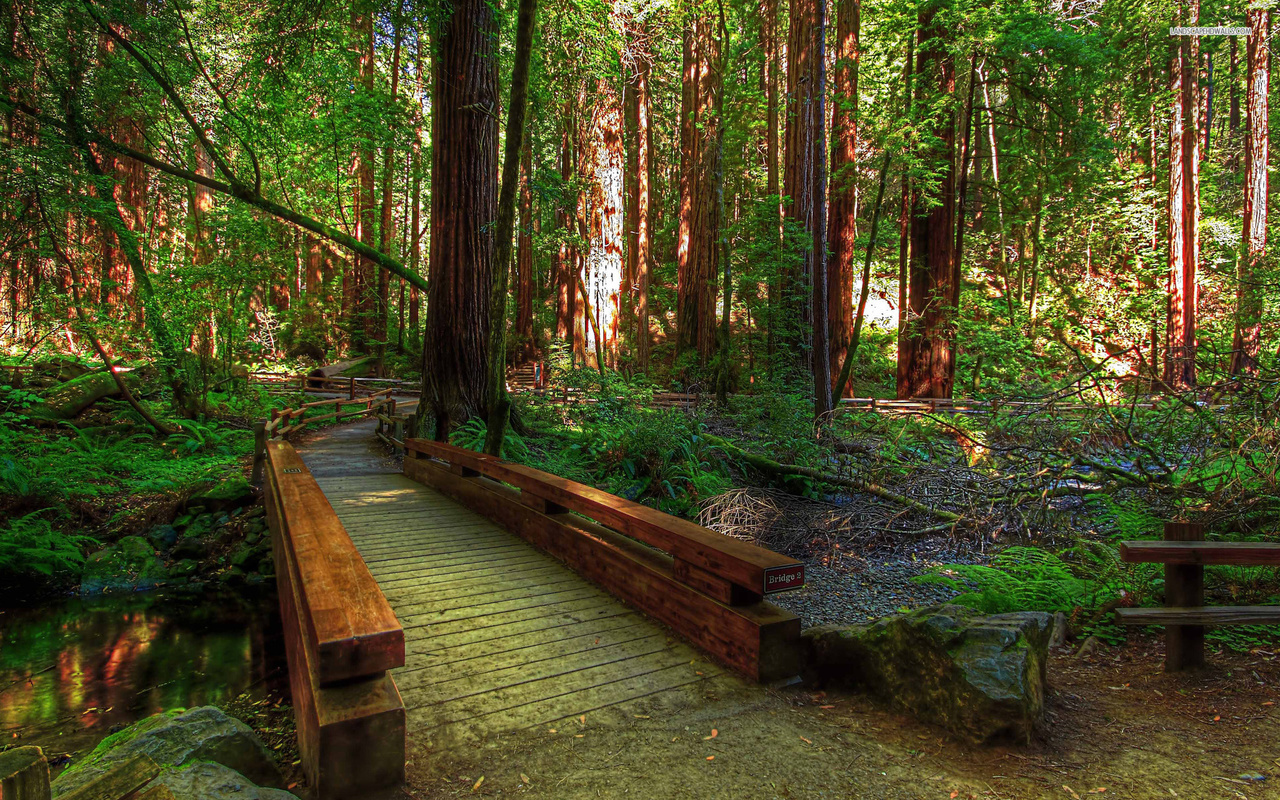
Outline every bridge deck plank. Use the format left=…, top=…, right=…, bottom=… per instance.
left=312, top=471, right=729, bottom=748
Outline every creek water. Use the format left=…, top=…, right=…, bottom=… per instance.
left=0, top=586, right=287, bottom=763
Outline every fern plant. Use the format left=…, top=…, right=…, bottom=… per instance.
left=0, top=511, right=98, bottom=578
left=917, top=546, right=1119, bottom=615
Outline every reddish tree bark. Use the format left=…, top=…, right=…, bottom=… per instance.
left=826, top=0, right=859, bottom=396
left=896, top=1, right=956, bottom=400
left=422, top=0, right=498, bottom=434
left=377, top=4, right=405, bottom=363
left=1232, top=9, right=1268, bottom=376
left=1166, top=0, right=1200, bottom=388
left=785, top=0, right=831, bottom=414
left=515, top=142, right=534, bottom=360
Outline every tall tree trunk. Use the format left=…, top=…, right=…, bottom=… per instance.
left=481, top=0, right=537, bottom=454
left=1232, top=9, right=1268, bottom=376
left=785, top=0, right=831, bottom=415
left=423, top=0, right=499, bottom=437
left=351, top=5, right=377, bottom=351
left=584, top=78, right=625, bottom=367
left=632, top=30, right=653, bottom=370
left=897, top=1, right=956, bottom=400
left=1165, top=30, right=1185, bottom=386
left=895, top=33, right=915, bottom=392
left=515, top=142, right=534, bottom=360
left=826, top=0, right=859, bottom=397
left=377, top=3, right=405, bottom=368
left=1175, top=1, right=1201, bottom=387
left=676, top=15, right=721, bottom=365
left=555, top=113, right=576, bottom=350
left=763, top=0, right=781, bottom=366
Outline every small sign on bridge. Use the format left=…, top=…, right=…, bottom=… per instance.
left=763, top=564, right=805, bottom=594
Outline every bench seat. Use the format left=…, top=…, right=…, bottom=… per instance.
left=1116, top=606, right=1280, bottom=626
left=1120, top=541, right=1280, bottom=566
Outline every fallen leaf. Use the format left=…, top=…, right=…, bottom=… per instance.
left=548, top=728, right=557, bottom=734
left=579, top=715, right=586, bottom=726
left=820, top=705, right=835, bottom=709
left=799, top=736, right=812, bottom=745
left=520, top=774, right=530, bottom=784
left=706, top=756, right=715, bottom=761
left=1213, top=715, right=1221, bottom=722
left=951, top=793, right=959, bottom=799
left=287, top=784, right=297, bottom=791
left=633, top=715, right=650, bottom=719
left=1063, top=786, right=1080, bottom=800
left=575, top=734, right=584, bottom=739
left=1089, top=789, right=1107, bottom=794
left=472, top=776, right=484, bottom=792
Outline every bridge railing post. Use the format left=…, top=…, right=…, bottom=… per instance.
left=251, top=421, right=267, bottom=486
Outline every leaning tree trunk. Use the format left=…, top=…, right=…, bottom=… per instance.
left=1231, top=8, right=1268, bottom=377
left=481, top=0, right=538, bottom=455
left=422, top=0, right=500, bottom=438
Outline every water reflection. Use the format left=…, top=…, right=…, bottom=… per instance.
left=0, top=587, right=285, bottom=759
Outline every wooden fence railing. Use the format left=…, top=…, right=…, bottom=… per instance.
left=402, top=438, right=805, bottom=682
left=251, top=389, right=395, bottom=485
left=249, top=372, right=421, bottom=398
left=264, top=442, right=405, bottom=799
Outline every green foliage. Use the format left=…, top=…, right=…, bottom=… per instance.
left=0, top=510, right=98, bottom=578
left=164, top=419, right=247, bottom=456
left=450, top=417, right=529, bottom=460
left=918, top=546, right=1118, bottom=615
left=0, top=385, right=42, bottom=428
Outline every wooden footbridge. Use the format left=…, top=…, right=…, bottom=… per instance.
left=260, top=414, right=805, bottom=799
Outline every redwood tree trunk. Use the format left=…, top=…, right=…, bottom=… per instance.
left=675, top=16, right=721, bottom=365
left=784, top=0, right=831, bottom=415
left=351, top=6, right=377, bottom=351
left=1232, top=8, right=1268, bottom=376
left=826, top=0, right=859, bottom=397
left=897, top=1, right=956, bottom=400
left=516, top=142, right=534, bottom=360
left=422, top=0, right=499, bottom=435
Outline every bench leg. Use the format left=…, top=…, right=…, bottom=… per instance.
left=1164, top=522, right=1205, bottom=671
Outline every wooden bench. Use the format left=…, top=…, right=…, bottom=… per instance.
left=1117, top=521, right=1280, bottom=671
left=402, top=438, right=805, bottom=682
left=264, top=442, right=406, bottom=799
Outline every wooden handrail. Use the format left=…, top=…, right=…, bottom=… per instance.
left=263, top=442, right=406, bottom=797
left=404, top=438, right=804, bottom=599
left=266, top=442, right=404, bottom=680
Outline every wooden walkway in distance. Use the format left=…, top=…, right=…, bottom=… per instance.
left=297, top=421, right=729, bottom=751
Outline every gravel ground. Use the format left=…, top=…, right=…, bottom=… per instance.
left=771, top=552, right=965, bottom=626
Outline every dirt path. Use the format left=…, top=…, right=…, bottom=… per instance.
left=405, top=640, right=1279, bottom=799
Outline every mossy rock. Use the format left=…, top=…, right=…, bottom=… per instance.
left=188, top=477, right=255, bottom=512
left=51, top=707, right=285, bottom=797
left=803, top=604, right=1052, bottom=743
left=80, top=536, right=169, bottom=595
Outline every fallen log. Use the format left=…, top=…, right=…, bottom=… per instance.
left=702, top=434, right=964, bottom=524
left=26, top=370, right=143, bottom=421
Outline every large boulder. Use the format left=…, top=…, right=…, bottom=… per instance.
left=79, top=536, right=169, bottom=595
left=51, top=707, right=285, bottom=797
left=152, top=762, right=297, bottom=800
left=803, top=604, right=1052, bottom=743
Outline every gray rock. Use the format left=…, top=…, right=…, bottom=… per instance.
left=152, top=762, right=298, bottom=800
left=51, top=707, right=284, bottom=796
left=148, top=525, right=180, bottom=552
left=803, top=604, right=1052, bottom=743
left=80, top=536, right=169, bottom=595
left=171, top=536, right=211, bottom=561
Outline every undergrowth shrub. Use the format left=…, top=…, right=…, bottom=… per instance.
left=0, top=510, right=97, bottom=580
